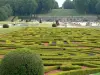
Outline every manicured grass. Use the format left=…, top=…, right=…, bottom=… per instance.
left=39, top=9, right=95, bottom=16
left=38, top=22, right=52, bottom=27
left=0, top=27, right=23, bottom=34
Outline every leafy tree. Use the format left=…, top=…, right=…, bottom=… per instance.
left=87, top=0, right=98, bottom=14
left=0, top=4, right=13, bottom=21
left=63, top=0, right=75, bottom=9
left=40, top=0, right=54, bottom=13
left=0, top=0, right=5, bottom=7
left=35, top=0, right=57, bottom=14
left=0, top=7, right=8, bottom=21
left=2, top=4, right=13, bottom=17
left=53, top=0, right=59, bottom=9
left=74, top=0, right=89, bottom=14
left=74, top=0, right=99, bottom=14
left=0, top=0, right=58, bottom=16
left=0, top=0, right=59, bottom=20
left=2, top=0, right=37, bottom=16
left=0, top=9, right=6, bottom=21
left=96, top=1, right=100, bottom=14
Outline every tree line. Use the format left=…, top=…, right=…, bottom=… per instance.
left=63, top=0, right=100, bottom=14
left=0, top=4, right=12, bottom=21
left=0, top=0, right=59, bottom=21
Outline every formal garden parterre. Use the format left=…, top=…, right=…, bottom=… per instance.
left=0, top=27, right=100, bottom=75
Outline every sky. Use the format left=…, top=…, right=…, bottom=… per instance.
left=56, top=0, right=65, bottom=7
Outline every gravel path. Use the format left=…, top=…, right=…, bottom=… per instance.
left=0, top=55, right=4, bottom=59
left=44, top=70, right=61, bottom=75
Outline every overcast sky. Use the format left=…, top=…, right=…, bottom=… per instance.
left=56, top=0, right=65, bottom=7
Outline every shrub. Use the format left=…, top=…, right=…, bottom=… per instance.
left=44, top=66, right=59, bottom=73
left=0, top=48, right=44, bottom=75
left=60, top=65, right=81, bottom=71
left=58, top=53, right=63, bottom=56
left=52, top=23, right=57, bottom=27
left=3, top=24, right=9, bottom=28
left=57, top=68, right=100, bottom=75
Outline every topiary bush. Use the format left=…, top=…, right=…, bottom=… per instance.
left=0, top=48, right=44, bottom=75
left=60, top=65, right=81, bottom=71
left=52, top=23, right=57, bottom=27
left=3, top=24, right=9, bottom=28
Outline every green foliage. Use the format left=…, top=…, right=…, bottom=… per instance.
left=53, top=1, right=59, bottom=9
left=1, top=27, right=100, bottom=75
left=58, top=68, right=100, bottom=75
left=52, top=24, right=57, bottom=27
left=96, top=1, right=100, bottom=14
left=63, top=0, right=75, bottom=9
left=44, top=66, right=59, bottom=73
left=0, top=48, right=44, bottom=75
left=74, top=0, right=89, bottom=14
left=74, top=0, right=99, bottom=14
left=5, top=0, right=38, bottom=16
left=94, top=72, right=100, bottom=75
left=60, top=65, right=81, bottom=71
left=0, top=0, right=59, bottom=17
left=0, top=4, right=12, bottom=21
left=3, top=24, right=9, bottom=28
left=87, top=0, right=98, bottom=14
left=35, top=0, right=57, bottom=14
left=0, top=8, right=8, bottom=21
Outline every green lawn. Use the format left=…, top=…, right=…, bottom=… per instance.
left=39, top=9, right=96, bottom=16
left=0, top=22, right=52, bottom=34
left=38, top=22, right=52, bottom=27
left=0, top=27, right=23, bottom=34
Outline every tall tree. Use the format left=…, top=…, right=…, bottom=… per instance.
left=0, top=8, right=7, bottom=21
left=87, top=0, right=98, bottom=14
left=35, top=0, right=56, bottom=14
left=74, top=0, right=89, bottom=14
left=63, top=0, right=75, bottom=9
left=96, top=1, right=100, bottom=14
left=41, top=0, right=54, bottom=12
left=0, top=4, right=12, bottom=21
left=53, top=0, right=59, bottom=9
left=2, top=4, right=13, bottom=17
left=2, top=0, right=37, bottom=16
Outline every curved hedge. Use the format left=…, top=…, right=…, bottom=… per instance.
left=56, top=68, right=100, bottom=75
